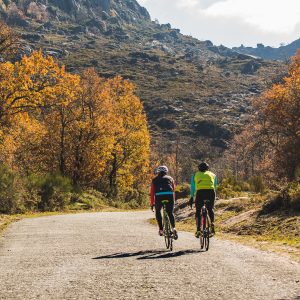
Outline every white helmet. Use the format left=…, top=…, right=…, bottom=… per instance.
left=156, top=165, right=169, bottom=174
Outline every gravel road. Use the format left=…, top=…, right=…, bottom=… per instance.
left=0, top=211, right=299, bottom=300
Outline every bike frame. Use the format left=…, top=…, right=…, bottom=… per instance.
left=162, top=200, right=173, bottom=251
left=200, top=200, right=211, bottom=251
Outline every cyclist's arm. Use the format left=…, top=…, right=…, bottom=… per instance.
left=172, top=180, right=176, bottom=201
left=214, top=176, right=217, bottom=192
left=190, top=174, right=195, bottom=198
left=150, top=182, right=155, bottom=206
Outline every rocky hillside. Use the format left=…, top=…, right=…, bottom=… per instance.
left=233, top=39, right=300, bottom=61
left=0, top=0, right=286, bottom=158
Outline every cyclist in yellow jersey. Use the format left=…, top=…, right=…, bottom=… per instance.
left=189, top=162, right=217, bottom=238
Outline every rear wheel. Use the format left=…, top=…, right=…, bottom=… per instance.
left=200, top=233, right=204, bottom=249
left=163, top=214, right=171, bottom=249
left=200, top=210, right=210, bottom=251
left=204, top=227, right=210, bottom=251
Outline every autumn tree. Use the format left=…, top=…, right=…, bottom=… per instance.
left=0, top=50, right=151, bottom=210
left=101, top=76, right=150, bottom=198
left=0, top=21, right=18, bottom=58
left=225, top=51, right=300, bottom=184
left=0, top=51, right=66, bottom=123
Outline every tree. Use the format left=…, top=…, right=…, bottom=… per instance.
left=0, top=21, right=18, bottom=58
left=0, top=51, right=150, bottom=206
left=225, top=50, right=300, bottom=183
left=102, top=76, right=150, bottom=197
left=0, top=51, right=65, bottom=122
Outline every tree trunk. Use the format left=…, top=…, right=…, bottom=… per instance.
left=59, top=110, right=66, bottom=175
left=109, top=153, right=117, bottom=196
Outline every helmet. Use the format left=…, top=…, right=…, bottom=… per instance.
left=156, top=165, right=169, bottom=174
left=198, top=162, right=209, bottom=172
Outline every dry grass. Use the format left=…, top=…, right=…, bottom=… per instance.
left=168, top=196, right=300, bottom=262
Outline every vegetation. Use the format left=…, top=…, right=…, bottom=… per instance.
left=174, top=187, right=300, bottom=261
left=0, top=0, right=287, bottom=183
left=0, top=48, right=150, bottom=214
left=224, top=51, right=300, bottom=186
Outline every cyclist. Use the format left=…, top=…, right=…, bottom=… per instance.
left=190, top=162, right=217, bottom=238
left=150, top=165, right=178, bottom=239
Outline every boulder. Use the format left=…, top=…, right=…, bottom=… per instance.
left=241, top=60, right=261, bottom=74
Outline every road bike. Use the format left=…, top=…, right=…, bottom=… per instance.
left=162, top=200, right=174, bottom=251
left=199, top=200, right=212, bottom=251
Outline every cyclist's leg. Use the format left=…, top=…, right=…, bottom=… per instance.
left=206, top=190, right=216, bottom=223
left=195, top=191, right=204, bottom=231
left=155, top=199, right=163, bottom=230
left=165, top=196, right=175, bottom=228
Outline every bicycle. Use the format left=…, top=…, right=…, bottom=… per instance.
left=199, top=200, right=211, bottom=251
left=162, top=200, right=174, bottom=251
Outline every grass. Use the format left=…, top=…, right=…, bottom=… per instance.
left=150, top=195, right=300, bottom=262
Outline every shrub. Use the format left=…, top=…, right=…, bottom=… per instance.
left=71, top=189, right=108, bottom=210
left=176, top=183, right=190, bottom=199
left=261, top=182, right=300, bottom=214
left=250, top=176, right=265, bottom=193
left=29, top=173, right=72, bottom=211
left=0, top=165, right=21, bottom=214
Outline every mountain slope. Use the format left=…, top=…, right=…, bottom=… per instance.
left=0, top=0, right=286, bottom=159
left=233, top=39, right=300, bottom=61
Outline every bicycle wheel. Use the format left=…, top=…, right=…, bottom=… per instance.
left=200, top=233, right=204, bottom=249
left=165, top=216, right=174, bottom=252
left=200, top=217, right=205, bottom=250
left=204, top=215, right=210, bottom=251
left=163, top=212, right=171, bottom=249
left=200, top=208, right=207, bottom=250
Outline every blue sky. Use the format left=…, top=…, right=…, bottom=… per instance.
left=137, top=0, right=300, bottom=47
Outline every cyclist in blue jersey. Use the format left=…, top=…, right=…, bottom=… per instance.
left=150, top=166, right=178, bottom=239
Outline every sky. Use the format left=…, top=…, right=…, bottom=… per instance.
left=136, top=0, right=300, bottom=47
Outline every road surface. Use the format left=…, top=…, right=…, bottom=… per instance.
left=0, top=211, right=299, bottom=300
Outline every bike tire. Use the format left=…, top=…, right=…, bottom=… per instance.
left=204, top=229, right=210, bottom=251
left=164, top=233, right=170, bottom=249
left=169, top=237, right=173, bottom=251
left=200, top=233, right=204, bottom=249
left=200, top=210, right=206, bottom=250
left=163, top=213, right=171, bottom=249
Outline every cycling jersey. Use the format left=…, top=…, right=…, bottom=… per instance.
left=190, top=171, right=217, bottom=197
left=150, top=174, right=176, bottom=206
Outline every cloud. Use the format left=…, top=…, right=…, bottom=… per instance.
left=204, top=0, right=300, bottom=33
left=136, top=0, right=300, bottom=47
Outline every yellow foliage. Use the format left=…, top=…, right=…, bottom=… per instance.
left=0, top=51, right=150, bottom=199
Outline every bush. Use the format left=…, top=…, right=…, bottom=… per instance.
left=250, top=176, right=265, bottom=193
left=0, top=165, right=21, bottom=214
left=261, top=182, right=300, bottom=214
left=176, top=183, right=190, bottom=199
left=71, top=189, right=108, bottom=210
left=29, top=173, right=72, bottom=211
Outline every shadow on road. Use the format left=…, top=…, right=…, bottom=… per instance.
left=93, top=249, right=201, bottom=260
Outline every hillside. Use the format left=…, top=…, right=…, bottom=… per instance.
left=0, top=0, right=286, bottom=160
left=233, top=38, right=300, bottom=61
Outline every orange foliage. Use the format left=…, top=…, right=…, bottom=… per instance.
left=226, top=51, right=300, bottom=183
left=0, top=51, right=150, bottom=197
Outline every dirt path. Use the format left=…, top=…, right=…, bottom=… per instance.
left=0, top=211, right=299, bottom=300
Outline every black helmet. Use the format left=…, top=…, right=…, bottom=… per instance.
left=198, top=162, right=209, bottom=172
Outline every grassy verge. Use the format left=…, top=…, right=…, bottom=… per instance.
left=0, top=215, right=21, bottom=234
left=150, top=195, right=300, bottom=262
